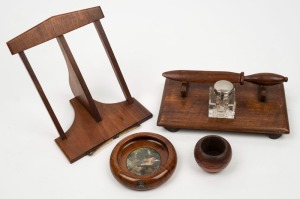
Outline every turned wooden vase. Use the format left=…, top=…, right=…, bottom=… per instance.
left=194, top=135, right=232, bottom=173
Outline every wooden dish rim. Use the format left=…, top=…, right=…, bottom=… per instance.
left=110, top=132, right=177, bottom=190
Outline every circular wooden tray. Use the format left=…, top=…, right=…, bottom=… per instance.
left=110, top=132, right=177, bottom=190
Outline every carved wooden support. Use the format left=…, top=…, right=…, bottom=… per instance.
left=258, top=85, right=267, bottom=102
left=18, top=52, right=66, bottom=140
left=94, top=21, right=133, bottom=104
left=57, top=35, right=101, bottom=122
left=181, top=82, right=189, bottom=97
left=7, top=6, right=152, bottom=163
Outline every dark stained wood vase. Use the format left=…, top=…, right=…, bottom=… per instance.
left=194, top=135, right=232, bottom=173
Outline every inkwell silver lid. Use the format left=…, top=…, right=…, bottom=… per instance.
left=214, top=80, right=234, bottom=99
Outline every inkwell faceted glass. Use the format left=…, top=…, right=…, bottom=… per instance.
left=209, top=80, right=236, bottom=119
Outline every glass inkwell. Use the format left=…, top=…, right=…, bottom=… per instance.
left=209, top=80, right=236, bottom=119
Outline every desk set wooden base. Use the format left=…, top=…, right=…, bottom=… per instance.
left=158, top=70, right=289, bottom=139
left=7, top=7, right=152, bottom=163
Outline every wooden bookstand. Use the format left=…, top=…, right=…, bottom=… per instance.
left=157, top=70, right=289, bottom=139
left=7, top=6, right=152, bottom=163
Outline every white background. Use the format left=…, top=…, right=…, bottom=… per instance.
left=1, top=0, right=300, bottom=198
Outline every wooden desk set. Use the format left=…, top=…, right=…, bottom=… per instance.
left=6, top=5, right=289, bottom=191
left=158, top=70, right=289, bottom=139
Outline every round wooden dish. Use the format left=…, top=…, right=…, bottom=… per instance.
left=110, top=132, right=177, bottom=191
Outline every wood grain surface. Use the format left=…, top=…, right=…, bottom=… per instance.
left=157, top=78, right=289, bottom=138
left=110, top=132, right=177, bottom=190
left=7, top=6, right=104, bottom=54
left=56, top=98, right=152, bottom=163
left=163, top=70, right=288, bottom=86
left=194, top=135, right=232, bottom=173
left=7, top=6, right=152, bottom=162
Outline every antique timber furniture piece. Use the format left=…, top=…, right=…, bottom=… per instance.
left=7, top=6, right=152, bottom=163
left=194, top=135, right=232, bottom=173
left=110, top=132, right=177, bottom=190
left=157, top=70, right=289, bottom=139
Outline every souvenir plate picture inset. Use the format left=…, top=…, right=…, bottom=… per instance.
left=127, top=147, right=161, bottom=176
left=110, top=132, right=177, bottom=190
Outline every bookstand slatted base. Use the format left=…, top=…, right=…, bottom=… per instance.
left=56, top=98, right=152, bottom=163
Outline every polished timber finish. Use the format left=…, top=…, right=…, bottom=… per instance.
left=93, top=20, right=133, bottom=104
left=158, top=71, right=289, bottom=138
left=18, top=51, right=66, bottom=140
left=7, top=7, right=104, bottom=55
left=194, top=135, right=232, bottom=173
left=7, top=6, right=152, bottom=163
left=57, top=35, right=101, bottom=122
left=56, top=98, right=152, bottom=163
left=163, top=70, right=288, bottom=86
left=110, top=133, right=177, bottom=191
